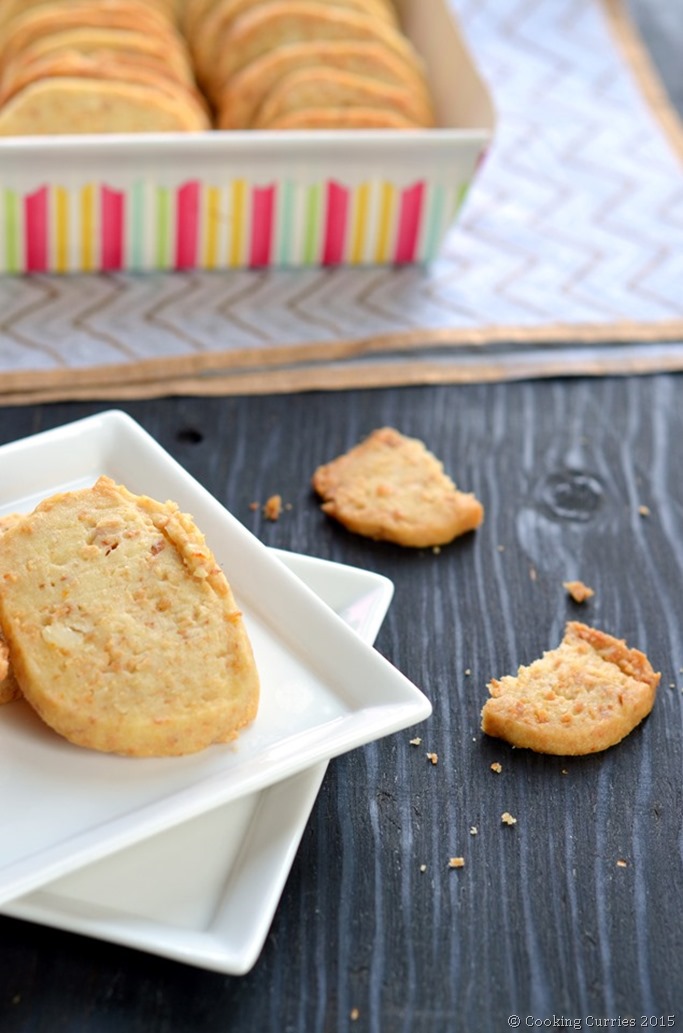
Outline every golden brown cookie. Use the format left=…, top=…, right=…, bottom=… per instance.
left=0, top=77, right=210, bottom=135
left=0, top=636, right=18, bottom=705
left=312, top=427, right=484, bottom=547
left=192, top=0, right=399, bottom=89
left=216, top=38, right=431, bottom=129
left=260, top=105, right=419, bottom=130
left=481, top=621, right=660, bottom=755
left=0, top=0, right=176, bottom=33
left=204, top=2, right=423, bottom=97
left=252, top=66, right=434, bottom=129
left=0, top=50, right=207, bottom=110
left=2, top=28, right=195, bottom=85
left=0, top=1, right=178, bottom=68
left=0, top=512, right=23, bottom=705
left=0, top=477, right=259, bottom=756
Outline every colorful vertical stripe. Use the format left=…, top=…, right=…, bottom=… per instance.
left=275, top=180, right=295, bottom=266
left=322, top=182, right=349, bottom=266
left=155, top=187, right=171, bottom=270
left=3, top=189, right=20, bottom=274
left=395, top=182, right=425, bottom=264
left=80, top=185, right=96, bottom=273
left=24, top=187, right=48, bottom=273
left=101, top=186, right=124, bottom=272
left=203, top=185, right=221, bottom=270
left=53, top=187, right=69, bottom=274
left=0, top=171, right=473, bottom=274
left=229, top=179, right=247, bottom=267
left=176, top=181, right=200, bottom=270
left=350, top=183, right=370, bottom=264
left=249, top=185, right=274, bottom=268
left=303, top=184, right=321, bottom=265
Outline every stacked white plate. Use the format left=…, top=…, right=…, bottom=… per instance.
left=0, top=412, right=431, bottom=973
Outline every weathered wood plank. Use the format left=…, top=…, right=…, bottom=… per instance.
left=0, top=374, right=681, bottom=1031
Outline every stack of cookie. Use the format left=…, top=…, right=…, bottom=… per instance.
left=183, top=0, right=436, bottom=130
left=0, top=0, right=210, bottom=135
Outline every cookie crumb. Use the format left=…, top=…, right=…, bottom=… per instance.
left=426, top=752, right=438, bottom=765
left=490, top=762, right=503, bottom=774
left=409, top=737, right=422, bottom=746
left=501, top=812, right=517, bottom=826
left=561, top=769, right=569, bottom=775
left=616, top=858, right=628, bottom=868
left=419, top=863, right=427, bottom=872
left=469, top=826, right=478, bottom=836
left=262, top=495, right=283, bottom=521
left=448, top=856, right=465, bottom=869
left=464, top=668, right=471, bottom=676
left=638, top=505, right=650, bottom=517
left=530, top=566, right=537, bottom=582
left=350, top=1008, right=360, bottom=1021
left=563, top=579, right=594, bottom=603
left=497, top=544, right=505, bottom=552
left=432, top=545, right=441, bottom=555
left=248, top=501, right=259, bottom=511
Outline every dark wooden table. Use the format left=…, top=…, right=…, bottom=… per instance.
left=1, top=376, right=682, bottom=1032
left=2, top=1, right=683, bottom=1029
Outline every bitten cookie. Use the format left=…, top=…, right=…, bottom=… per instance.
left=312, top=427, right=484, bottom=547
left=481, top=621, right=660, bottom=755
left=0, top=512, right=23, bottom=705
left=0, top=477, right=259, bottom=756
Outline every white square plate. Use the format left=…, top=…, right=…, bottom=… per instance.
left=0, top=411, right=431, bottom=907
left=2, top=550, right=394, bottom=974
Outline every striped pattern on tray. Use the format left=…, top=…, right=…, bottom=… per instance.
left=0, top=178, right=468, bottom=274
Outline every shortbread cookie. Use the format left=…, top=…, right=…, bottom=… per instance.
left=0, top=51, right=207, bottom=111
left=0, top=0, right=177, bottom=33
left=216, top=38, right=432, bottom=129
left=0, top=637, right=18, bottom=705
left=0, top=477, right=259, bottom=756
left=0, top=1, right=177, bottom=67
left=261, top=105, right=420, bottom=130
left=5, top=29, right=195, bottom=85
left=193, top=0, right=398, bottom=76
left=0, top=77, right=210, bottom=135
left=312, top=427, right=484, bottom=547
left=252, top=66, right=434, bottom=129
left=0, top=512, right=22, bottom=705
left=205, top=3, right=423, bottom=95
left=481, top=621, right=660, bottom=755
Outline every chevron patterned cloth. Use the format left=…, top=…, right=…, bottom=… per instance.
left=1, top=0, right=682, bottom=401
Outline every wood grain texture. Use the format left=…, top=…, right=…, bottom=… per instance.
left=0, top=374, right=681, bottom=1031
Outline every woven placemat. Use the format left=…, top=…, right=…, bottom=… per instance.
left=1, top=0, right=682, bottom=404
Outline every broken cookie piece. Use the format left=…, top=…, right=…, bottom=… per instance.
left=481, top=621, right=660, bottom=755
left=311, top=427, right=484, bottom=548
